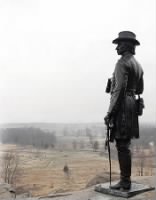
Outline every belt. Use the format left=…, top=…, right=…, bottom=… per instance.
left=126, top=90, right=135, bottom=96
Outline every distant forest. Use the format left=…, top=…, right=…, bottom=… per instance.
left=0, top=127, right=56, bottom=149
left=133, top=124, right=156, bottom=147
left=0, top=123, right=155, bottom=149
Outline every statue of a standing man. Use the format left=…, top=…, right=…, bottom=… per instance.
left=104, top=31, right=144, bottom=190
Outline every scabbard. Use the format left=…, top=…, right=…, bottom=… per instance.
left=107, top=125, right=112, bottom=187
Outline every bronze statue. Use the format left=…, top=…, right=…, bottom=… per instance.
left=104, top=31, right=144, bottom=191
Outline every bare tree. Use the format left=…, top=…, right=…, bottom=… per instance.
left=1, top=150, right=20, bottom=186
left=88, top=134, right=93, bottom=149
left=93, top=141, right=99, bottom=152
left=134, top=145, right=145, bottom=176
left=80, top=140, right=85, bottom=150
left=72, top=140, right=77, bottom=150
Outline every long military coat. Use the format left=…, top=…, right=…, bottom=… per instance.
left=108, top=52, right=144, bottom=140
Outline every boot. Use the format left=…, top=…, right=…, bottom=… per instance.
left=110, top=180, right=122, bottom=190
left=111, top=139, right=132, bottom=191
left=110, top=177, right=131, bottom=190
left=118, top=150, right=131, bottom=191
left=120, top=176, right=131, bottom=190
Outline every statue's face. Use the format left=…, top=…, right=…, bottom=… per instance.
left=115, top=41, right=135, bottom=55
left=115, top=42, right=126, bottom=55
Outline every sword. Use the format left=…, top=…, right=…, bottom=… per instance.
left=105, top=124, right=112, bottom=187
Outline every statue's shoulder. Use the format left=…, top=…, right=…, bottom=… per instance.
left=117, top=54, right=141, bottom=71
left=116, top=56, right=129, bottom=70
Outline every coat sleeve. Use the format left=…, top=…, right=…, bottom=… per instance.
left=108, top=60, right=128, bottom=116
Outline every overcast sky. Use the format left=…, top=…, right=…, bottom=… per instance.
left=0, top=0, right=155, bottom=123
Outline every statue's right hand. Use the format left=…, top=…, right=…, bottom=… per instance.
left=104, top=113, right=111, bottom=126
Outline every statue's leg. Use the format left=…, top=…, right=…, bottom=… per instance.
left=111, top=139, right=131, bottom=190
left=117, top=139, right=131, bottom=187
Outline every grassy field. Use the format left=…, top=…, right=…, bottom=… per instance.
left=0, top=144, right=118, bottom=196
left=0, top=144, right=155, bottom=197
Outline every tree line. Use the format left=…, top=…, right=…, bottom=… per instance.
left=0, top=127, right=56, bottom=149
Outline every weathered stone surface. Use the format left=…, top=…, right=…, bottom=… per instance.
left=1, top=177, right=155, bottom=200
left=86, top=172, right=119, bottom=188
left=0, top=183, right=16, bottom=199
left=1, top=187, right=156, bottom=200
left=95, top=181, right=155, bottom=198
left=34, top=176, right=156, bottom=200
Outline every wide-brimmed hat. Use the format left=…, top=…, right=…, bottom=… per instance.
left=112, top=31, right=140, bottom=45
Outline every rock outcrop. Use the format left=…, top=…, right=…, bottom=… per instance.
left=0, top=183, right=16, bottom=199
left=0, top=177, right=155, bottom=200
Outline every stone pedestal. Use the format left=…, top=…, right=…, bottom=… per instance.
left=94, top=181, right=155, bottom=198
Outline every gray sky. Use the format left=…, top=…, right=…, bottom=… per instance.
left=0, top=0, right=155, bottom=123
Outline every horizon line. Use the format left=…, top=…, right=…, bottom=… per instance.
left=0, top=121, right=155, bottom=125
